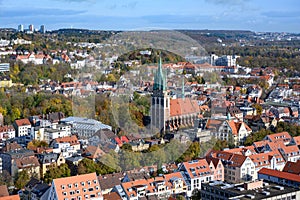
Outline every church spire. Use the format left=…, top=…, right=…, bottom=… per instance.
left=153, top=54, right=166, bottom=92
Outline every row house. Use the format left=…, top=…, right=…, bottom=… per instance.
left=178, top=159, right=214, bottom=197
left=278, top=145, right=300, bottom=162
left=119, top=172, right=186, bottom=200
left=47, top=172, right=103, bottom=200
left=0, top=125, right=15, bottom=140
left=249, top=150, right=285, bottom=171
left=263, top=131, right=293, bottom=146
left=208, top=151, right=256, bottom=184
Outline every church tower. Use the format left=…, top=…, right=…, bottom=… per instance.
left=151, top=57, right=170, bottom=134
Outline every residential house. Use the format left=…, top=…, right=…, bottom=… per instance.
left=208, top=151, right=256, bottom=183
left=50, top=135, right=81, bottom=158
left=227, top=106, right=243, bottom=122
left=119, top=172, right=187, bottom=200
left=12, top=155, right=40, bottom=179
left=206, top=157, right=224, bottom=181
left=23, top=177, right=50, bottom=200
left=98, top=173, right=124, bottom=195
left=278, top=145, right=300, bottom=162
left=178, top=159, right=213, bottom=197
left=82, top=145, right=105, bottom=161
left=0, top=126, right=15, bottom=140
left=263, top=131, right=293, bottom=146
left=0, top=149, right=34, bottom=176
left=47, top=172, right=103, bottom=200
left=13, top=119, right=31, bottom=137
left=249, top=150, right=285, bottom=171
left=217, top=120, right=252, bottom=145
left=282, top=160, right=300, bottom=175
left=37, top=153, right=65, bottom=178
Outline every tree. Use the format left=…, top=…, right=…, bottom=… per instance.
left=15, top=170, right=30, bottom=189
left=43, top=163, right=71, bottom=183
left=78, top=158, right=99, bottom=175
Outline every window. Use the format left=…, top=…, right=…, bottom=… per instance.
left=61, top=185, right=66, bottom=190
left=87, top=181, right=91, bottom=185
left=76, top=190, right=80, bottom=194
left=68, top=184, right=72, bottom=188
left=74, top=183, right=78, bottom=188
left=88, top=188, right=94, bottom=192
left=70, top=191, right=75, bottom=195
left=81, top=182, right=85, bottom=186
left=93, top=179, right=97, bottom=184
left=63, top=192, right=67, bottom=196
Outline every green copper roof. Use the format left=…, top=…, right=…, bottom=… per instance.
left=153, top=56, right=166, bottom=91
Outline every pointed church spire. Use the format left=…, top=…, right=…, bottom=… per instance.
left=153, top=53, right=166, bottom=92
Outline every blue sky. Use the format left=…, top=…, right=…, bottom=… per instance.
left=0, top=0, right=299, bottom=32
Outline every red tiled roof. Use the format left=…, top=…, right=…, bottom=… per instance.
left=114, top=137, right=122, bottom=146
left=52, top=173, right=102, bottom=200
left=103, top=192, right=122, bottom=200
left=120, top=136, right=129, bottom=143
left=258, top=168, right=300, bottom=183
left=0, top=126, right=14, bottom=133
left=0, top=195, right=20, bottom=200
left=83, top=145, right=105, bottom=159
left=293, top=136, right=300, bottom=146
left=54, top=135, right=79, bottom=145
left=182, top=159, right=211, bottom=179
left=15, top=156, right=40, bottom=169
left=266, top=132, right=292, bottom=143
left=283, top=160, right=300, bottom=175
left=170, top=98, right=200, bottom=117
left=14, top=119, right=31, bottom=127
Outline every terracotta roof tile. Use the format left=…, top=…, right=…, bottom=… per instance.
left=52, top=173, right=102, bottom=200
left=258, top=168, right=300, bottom=183
left=54, top=135, right=79, bottom=145
left=14, top=119, right=31, bottom=127
left=283, top=160, right=300, bottom=175
left=170, top=98, right=200, bottom=117
left=0, top=195, right=20, bottom=200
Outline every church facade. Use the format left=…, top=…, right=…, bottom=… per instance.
left=151, top=58, right=200, bottom=133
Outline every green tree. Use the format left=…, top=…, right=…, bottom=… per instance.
left=78, top=158, right=99, bottom=175
left=15, top=170, right=30, bottom=189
